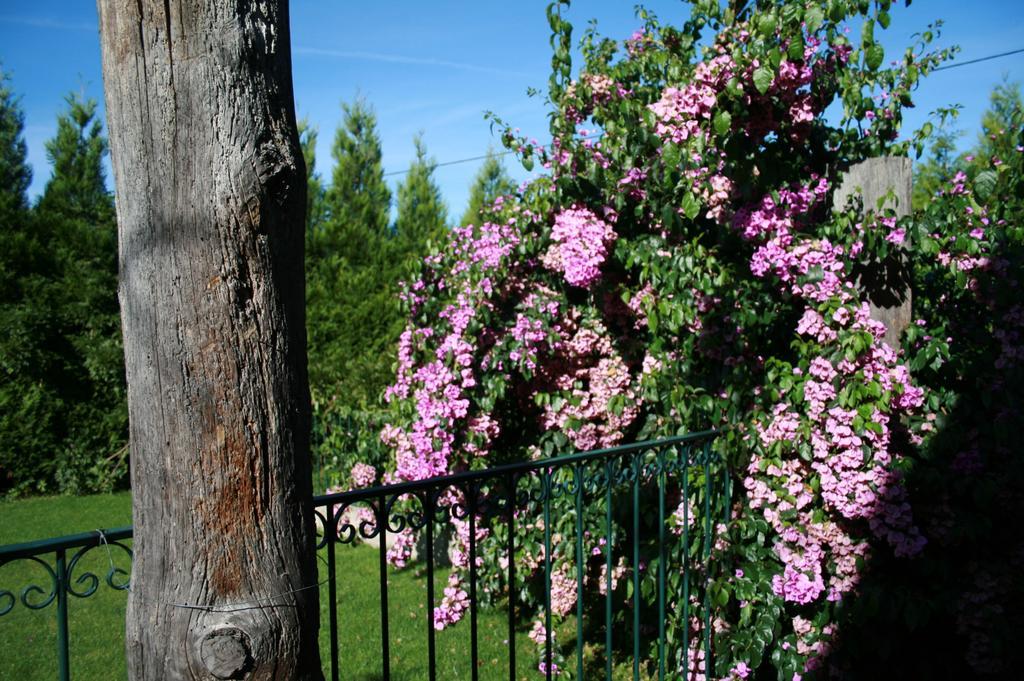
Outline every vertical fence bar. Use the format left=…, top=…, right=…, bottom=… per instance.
left=506, top=473, right=517, bottom=681
left=722, top=460, right=732, bottom=530
left=543, top=469, right=553, bottom=681
left=468, top=487, right=480, bottom=681
left=657, top=450, right=667, bottom=681
left=720, top=453, right=732, bottom=678
left=604, top=460, right=614, bottom=680
left=327, top=523, right=339, bottom=681
left=702, top=440, right=714, bottom=677
left=574, top=465, right=584, bottom=680
left=632, top=454, right=641, bottom=681
left=425, top=495, right=437, bottom=681
left=681, top=446, right=690, bottom=680
left=55, top=548, right=69, bottom=681
left=378, top=496, right=391, bottom=680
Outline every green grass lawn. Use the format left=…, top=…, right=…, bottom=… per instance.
left=0, top=492, right=540, bottom=680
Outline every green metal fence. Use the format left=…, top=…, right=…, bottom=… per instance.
left=1, top=431, right=725, bottom=680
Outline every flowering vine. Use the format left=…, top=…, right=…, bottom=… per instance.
left=344, top=1, right=1019, bottom=678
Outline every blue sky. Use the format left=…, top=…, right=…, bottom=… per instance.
left=1, top=1, right=1022, bottom=219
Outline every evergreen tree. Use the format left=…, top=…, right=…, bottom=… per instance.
left=319, top=97, right=391, bottom=265
left=913, top=82, right=1023, bottom=210
left=0, top=67, right=62, bottom=494
left=912, top=124, right=963, bottom=210
left=971, top=79, right=1022, bottom=168
left=298, top=117, right=327, bottom=246
left=306, top=99, right=399, bottom=407
left=41, top=93, right=124, bottom=494
left=36, top=94, right=113, bottom=224
left=393, top=133, right=448, bottom=264
left=0, top=66, right=41, bottom=298
left=0, top=90, right=125, bottom=494
left=459, top=148, right=515, bottom=227
left=0, top=65, right=31, bottom=217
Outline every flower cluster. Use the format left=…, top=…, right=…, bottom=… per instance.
left=350, top=462, right=377, bottom=488
left=648, top=54, right=734, bottom=144
left=538, top=323, right=640, bottom=451
left=541, top=206, right=617, bottom=288
left=738, top=178, right=926, bottom=613
left=433, top=573, right=470, bottom=630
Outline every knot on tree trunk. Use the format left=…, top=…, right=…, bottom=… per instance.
left=198, top=626, right=253, bottom=679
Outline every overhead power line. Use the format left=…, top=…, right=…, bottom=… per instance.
left=932, top=47, right=1024, bottom=73
left=382, top=133, right=604, bottom=179
left=382, top=150, right=514, bottom=178
left=380, top=47, right=1023, bottom=179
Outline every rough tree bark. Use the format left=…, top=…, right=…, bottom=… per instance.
left=96, top=2, right=323, bottom=679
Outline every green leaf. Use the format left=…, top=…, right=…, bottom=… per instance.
left=829, top=0, right=846, bottom=22
left=681, top=192, right=700, bottom=220
left=661, top=203, right=678, bottom=231
left=974, top=170, right=997, bottom=201
left=787, top=39, right=805, bottom=61
left=713, top=110, right=732, bottom=136
left=862, top=19, right=875, bottom=49
left=753, top=66, right=774, bottom=95
left=865, top=44, right=885, bottom=71
left=756, top=14, right=777, bottom=36
left=805, top=6, right=825, bottom=32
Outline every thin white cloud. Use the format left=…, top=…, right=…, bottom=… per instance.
left=397, top=102, right=491, bottom=135
left=379, top=98, right=447, bottom=118
left=0, top=15, right=95, bottom=32
left=293, top=46, right=530, bottom=79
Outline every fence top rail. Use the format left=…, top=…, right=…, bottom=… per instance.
left=0, top=525, right=133, bottom=562
left=318, top=429, right=718, bottom=506
left=0, top=430, right=718, bottom=560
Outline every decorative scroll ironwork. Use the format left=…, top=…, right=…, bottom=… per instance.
left=0, top=527, right=134, bottom=681
left=0, top=555, right=58, bottom=615
left=0, top=529, right=133, bottom=616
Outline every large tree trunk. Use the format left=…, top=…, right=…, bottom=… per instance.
left=96, top=2, right=323, bottom=678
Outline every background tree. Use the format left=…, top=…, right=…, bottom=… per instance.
left=970, top=78, right=1023, bottom=169
left=393, top=133, right=448, bottom=266
left=912, top=121, right=963, bottom=210
left=459, top=148, right=515, bottom=227
left=0, top=88, right=125, bottom=494
left=306, top=98, right=398, bottom=407
left=37, top=93, right=125, bottom=493
left=313, top=97, right=391, bottom=266
left=914, top=81, right=1022, bottom=209
left=0, top=65, right=30, bottom=217
left=97, top=1, right=322, bottom=678
left=298, top=117, right=327, bottom=246
left=36, top=94, right=113, bottom=223
left=0, top=66, right=59, bottom=494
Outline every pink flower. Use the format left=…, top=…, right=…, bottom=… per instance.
left=731, top=661, right=752, bottom=679
left=433, top=573, right=469, bottom=630
left=886, top=227, right=906, bottom=245
left=541, top=206, right=617, bottom=288
left=350, top=463, right=377, bottom=488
